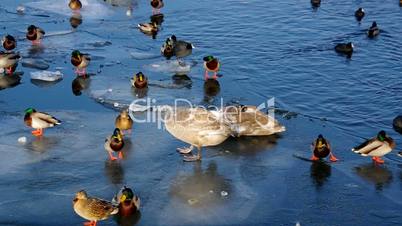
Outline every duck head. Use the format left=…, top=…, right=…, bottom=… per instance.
left=120, top=186, right=134, bottom=203
left=316, top=134, right=326, bottom=148
left=112, top=128, right=123, bottom=142
left=2, top=35, right=16, bottom=50
left=25, top=107, right=36, bottom=115
left=135, top=72, right=146, bottom=82
left=203, top=55, right=215, bottom=62
left=371, top=21, right=377, bottom=28
left=377, top=130, right=386, bottom=141
left=73, top=190, right=88, bottom=203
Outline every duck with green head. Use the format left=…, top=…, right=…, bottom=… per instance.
left=203, top=56, right=220, bottom=80
left=160, top=37, right=174, bottom=59
left=105, top=128, right=124, bottom=161
left=311, top=134, right=338, bottom=162
left=71, top=50, right=91, bottom=77
left=24, top=108, right=61, bottom=137
left=112, top=186, right=140, bottom=217
left=352, top=130, right=395, bottom=164
left=26, top=25, right=45, bottom=45
left=2, top=35, right=16, bottom=52
left=130, top=72, right=148, bottom=89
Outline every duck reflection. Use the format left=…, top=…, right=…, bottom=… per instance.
left=218, top=135, right=280, bottom=157
left=31, top=79, right=62, bottom=88
left=354, top=163, right=393, bottom=191
left=203, top=78, right=220, bottom=102
left=172, top=74, right=192, bottom=87
left=104, top=160, right=125, bottom=185
left=150, top=13, right=164, bottom=26
left=131, top=86, right=148, bottom=98
left=28, top=44, right=45, bottom=56
left=114, top=212, right=141, bottom=226
left=103, top=0, right=137, bottom=7
left=25, top=136, right=59, bottom=153
left=169, top=162, right=231, bottom=207
left=70, top=13, right=83, bottom=29
left=310, top=161, right=331, bottom=189
left=311, top=0, right=321, bottom=9
left=0, top=73, right=21, bottom=90
left=72, top=75, right=91, bottom=96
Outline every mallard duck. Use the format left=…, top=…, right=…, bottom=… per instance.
left=164, top=107, right=230, bottom=161
left=26, top=25, right=45, bottom=45
left=69, top=0, right=82, bottom=11
left=352, top=130, right=395, bottom=164
left=170, top=35, right=194, bottom=59
left=112, top=186, right=140, bottom=217
left=311, top=0, right=321, bottom=7
left=70, top=13, right=83, bottom=29
left=203, top=56, right=220, bottom=80
left=335, top=42, right=353, bottom=57
left=367, top=21, right=379, bottom=38
left=150, top=0, right=164, bottom=14
left=218, top=105, right=286, bottom=137
left=73, top=190, right=118, bottom=226
left=2, top=35, right=16, bottom=51
left=138, top=21, right=158, bottom=33
left=71, top=50, right=91, bottom=77
left=354, top=8, right=365, bottom=21
left=311, top=134, right=338, bottom=162
left=115, top=110, right=133, bottom=133
left=130, top=72, right=148, bottom=89
left=393, top=115, right=402, bottom=134
left=24, top=108, right=61, bottom=137
left=0, top=51, right=20, bottom=75
left=160, top=37, right=175, bottom=59
left=105, top=128, right=124, bottom=161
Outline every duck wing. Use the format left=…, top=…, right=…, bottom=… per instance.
left=352, top=139, right=383, bottom=156
left=35, top=112, right=61, bottom=125
left=86, top=198, right=118, bottom=219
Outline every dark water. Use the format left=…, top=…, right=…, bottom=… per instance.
left=0, top=0, right=401, bottom=225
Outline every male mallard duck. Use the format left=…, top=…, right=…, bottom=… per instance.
left=138, top=21, right=158, bottom=33
left=354, top=8, right=365, bottom=21
left=367, top=21, right=379, bottom=38
left=150, top=0, right=164, bottom=14
left=112, top=186, right=140, bottom=217
left=352, top=130, right=395, bottom=164
left=2, top=35, right=16, bottom=51
left=335, top=42, right=353, bottom=57
left=115, top=110, right=133, bottom=133
left=69, top=0, right=82, bottom=11
left=311, top=134, right=338, bottom=162
left=310, top=0, right=321, bottom=7
left=105, top=128, right=124, bottom=161
left=73, top=190, right=118, bottom=226
left=203, top=56, right=220, bottom=80
left=71, top=50, right=91, bottom=77
left=164, top=107, right=231, bottom=161
left=160, top=37, right=175, bottom=59
left=130, top=72, right=148, bottom=89
left=24, top=108, right=61, bottom=137
left=218, top=105, right=286, bottom=137
left=26, top=25, right=45, bottom=45
left=0, top=51, right=20, bottom=75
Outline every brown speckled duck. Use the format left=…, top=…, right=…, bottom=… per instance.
left=69, top=0, right=82, bottom=11
left=26, top=25, right=45, bottom=45
left=73, top=190, right=118, bottom=226
left=115, top=110, right=133, bottom=133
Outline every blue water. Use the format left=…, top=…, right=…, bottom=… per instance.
left=0, top=0, right=401, bottom=225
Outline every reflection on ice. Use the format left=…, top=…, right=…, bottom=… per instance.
left=0, top=73, right=21, bottom=90
left=104, top=160, right=125, bottom=185
left=355, top=164, right=393, bottom=191
left=145, top=60, right=196, bottom=75
left=310, top=161, right=331, bottom=189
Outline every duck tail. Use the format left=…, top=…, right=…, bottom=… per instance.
left=111, top=207, right=119, bottom=215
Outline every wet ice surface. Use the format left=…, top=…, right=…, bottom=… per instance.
left=0, top=0, right=402, bottom=225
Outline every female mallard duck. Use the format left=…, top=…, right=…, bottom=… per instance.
left=69, top=0, right=82, bottom=11
left=26, top=25, right=45, bottom=45
left=352, top=130, right=395, bottom=164
left=130, top=72, right=148, bottom=89
left=367, top=21, right=379, bottom=38
left=115, top=110, right=133, bottom=133
left=335, top=42, right=353, bottom=57
left=24, top=108, right=61, bottom=137
left=71, top=50, right=91, bottom=76
left=164, top=107, right=231, bottom=161
left=73, top=190, right=118, bottom=226
left=311, top=134, right=338, bottom=162
left=138, top=21, right=158, bottom=33
left=354, top=8, right=365, bottom=22
left=219, top=105, right=286, bottom=137
left=203, top=56, right=220, bottom=80
left=150, top=0, right=164, bottom=14
left=2, top=35, right=16, bottom=51
left=160, top=38, right=175, bottom=59
left=0, top=51, right=20, bottom=74
left=112, top=186, right=140, bottom=216
left=105, top=128, right=124, bottom=161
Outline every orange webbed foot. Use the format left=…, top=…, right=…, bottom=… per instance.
left=108, top=152, right=118, bottom=161
left=329, top=154, right=338, bottom=162
left=311, top=155, right=319, bottom=161
left=372, top=157, right=384, bottom=164
left=118, top=151, right=124, bottom=159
